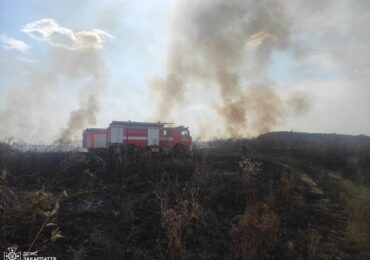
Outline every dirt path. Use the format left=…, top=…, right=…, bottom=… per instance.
left=273, top=158, right=359, bottom=258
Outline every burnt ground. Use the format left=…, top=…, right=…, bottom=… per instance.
left=0, top=132, right=370, bottom=259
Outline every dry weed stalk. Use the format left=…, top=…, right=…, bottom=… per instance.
left=232, top=196, right=280, bottom=260
left=0, top=172, right=17, bottom=241
left=163, top=209, right=183, bottom=260
left=155, top=180, right=202, bottom=260
left=28, top=191, right=68, bottom=251
left=307, top=225, right=321, bottom=260
left=239, top=155, right=262, bottom=202
left=232, top=157, right=280, bottom=260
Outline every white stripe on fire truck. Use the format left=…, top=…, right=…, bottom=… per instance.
left=120, top=137, right=174, bottom=141
left=122, top=136, right=147, bottom=140
left=160, top=137, right=174, bottom=141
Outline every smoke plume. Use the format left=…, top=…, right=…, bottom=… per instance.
left=0, top=19, right=111, bottom=142
left=23, top=19, right=111, bottom=141
left=150, top=0, right=309, bottom=137
left=56, top=50, right=107, bottom=141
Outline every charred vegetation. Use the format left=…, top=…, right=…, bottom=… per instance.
left=1, top=132, right=370, bottom=259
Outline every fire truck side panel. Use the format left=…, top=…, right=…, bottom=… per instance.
left=83, top=129, right=108, bottom=149
left=94, top=133, right=107, bottom=148
left=110, top=126, right=124, bottom=144
left=147, top=128, right=160, bottom=146
left=125, top=128, right=148, bottom=147
left=82, top=132, right=89, bottom=148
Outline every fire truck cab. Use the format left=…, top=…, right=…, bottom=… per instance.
left=161, top=126, right=192, bottom=151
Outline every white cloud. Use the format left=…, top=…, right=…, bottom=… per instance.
left=282, top=80, right=370, bottom=135
left=16, top=56, right=37, bottom=64
left=300, top=52, right=338, bottom=71
left=246, top=32, right=278, bottom=48
left=22, top=18, right=112, bottom=51
left=0, top=34, right=30, bottom=52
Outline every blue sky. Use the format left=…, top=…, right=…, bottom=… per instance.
left=0, top=0, right=369, bottom=142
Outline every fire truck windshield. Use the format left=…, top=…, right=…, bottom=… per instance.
left=180, top=129, right=189, bottom=136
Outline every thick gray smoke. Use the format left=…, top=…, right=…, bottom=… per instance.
left=151, top=0, right=309, bottom=137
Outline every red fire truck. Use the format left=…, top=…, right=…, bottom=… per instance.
left=82, top=121, right=192, bottom=151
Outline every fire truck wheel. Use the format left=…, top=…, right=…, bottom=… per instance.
left=174, top=144, right=186, bottom=155
left=126, top=144, right=137, bottom=153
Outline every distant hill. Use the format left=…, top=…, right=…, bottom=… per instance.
left=256, top=131, right=370, bottom=151
left=196, top=131, right=370, bottom=184
left=200, top=131, right=370, bottom=154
